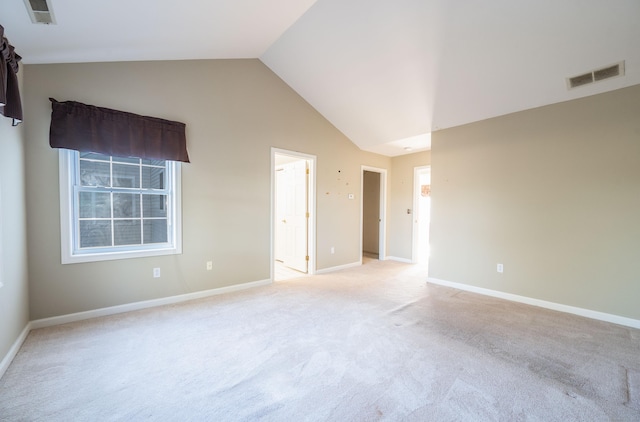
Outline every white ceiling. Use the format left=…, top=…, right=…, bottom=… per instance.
left=2, top=0, right=639, bottom=156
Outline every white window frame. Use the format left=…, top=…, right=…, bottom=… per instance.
left=59, top=149, right=183, bottom=264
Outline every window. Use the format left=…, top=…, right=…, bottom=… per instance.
left=59, top=150, right=182, bottom=264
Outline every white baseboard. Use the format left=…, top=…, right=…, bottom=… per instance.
left=385, top=256, right=413, bottom=264
left=0, top=323, right=31, bottom=380
left=0, top=279, right=272, bottom=380
left=315, top=261, right=361, bottom=274
left=30, top=278, right=272, bottom=329
left=428, top=277, right=640, bottom=329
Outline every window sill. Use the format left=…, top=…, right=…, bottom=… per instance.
left=61, top=246, right=181, bottom=265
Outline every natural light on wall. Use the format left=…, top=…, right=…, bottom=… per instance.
left=375, top=133, right=431, bottom=157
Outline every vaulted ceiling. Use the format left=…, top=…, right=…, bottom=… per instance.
left=2, top=0, right=639, bottom=156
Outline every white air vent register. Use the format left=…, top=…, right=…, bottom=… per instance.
left=23, top=0, right=56, bottom=25
left=567, top=61, right=625, bottom=89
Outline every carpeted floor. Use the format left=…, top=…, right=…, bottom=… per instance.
left=1, top=260, right=639, bottom=421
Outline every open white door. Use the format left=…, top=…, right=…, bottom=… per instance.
left=272, top=148, right=316, bottom=281
left=412, top=166, right=431, bottom=264
left=275, top=168, right=286, bottom=262
left=282, top=160, right=308, bottom=273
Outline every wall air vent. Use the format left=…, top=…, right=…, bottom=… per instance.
left=567, top=61, right=625, bottom=90
left=23, top=0, right=56, bottom=25
left=569, top=72, right=594, bottom=89
left=593, top=64, right=622, bottom=81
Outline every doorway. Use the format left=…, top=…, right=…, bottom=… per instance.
left=360, top=166, right=387, bottom=262
left=272, top=148, right=316, bottom=281
left=412, top=166, right=431, bottom=265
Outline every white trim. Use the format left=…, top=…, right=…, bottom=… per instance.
left=315, top=261, right=361, bottom=274
left=6, top=275, right=637, bottom=381
left=271, top=148, right=317, bottom=281
left=59, top=149, right=74, bottom=262
left=30, top=279, right=271, bottom=330
left=360, top=166, right=387, bottom=261
left=0, top=323, right=31, bottom=380
left=428, top=277, right=640, bottom=329
left=1, top=279, right=272, bottom=380
left=58, top=150, right=183, bottom=264
left=386, top=256, right=413, bottom=264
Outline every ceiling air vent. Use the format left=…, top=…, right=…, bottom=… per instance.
left=567, top=61, right=625, bottom=90
left=23, top=0, right=56, bottom=25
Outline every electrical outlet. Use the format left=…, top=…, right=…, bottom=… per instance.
left=331, top=247, right=335, bottom=254
left=153, top=268, right=161, bottom=278
left=497, top=263, right=504, bottom=273
left=206, top=261, right=213, bottom=271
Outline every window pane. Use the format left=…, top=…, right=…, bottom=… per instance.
left=113, top=193, right=140, bottom=218
left=142, top=166, right=165, bottom=189
left=80, top=160, right=110, bottom=187
left=79, top=192, right=111, bottom=218
left=64, top=151, right=180, bottom=262
left=114, top=220, right=141, bottom=246
left=141, top=158, right=166, bottom=166
left=112, top=156, right=140, bottom=164
left=79, top=220, right=112, bottom=248
left=80, top=152, right=110, bottom=161
left=143, top=194, right=167, bottom=217
left=112, top=164, right=140, bottom=188
left=144, top=219, right=167, bottom=244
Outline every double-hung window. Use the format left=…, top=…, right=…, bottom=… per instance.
left=59, top=150, right=182, bottom=264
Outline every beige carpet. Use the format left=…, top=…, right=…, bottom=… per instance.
left=1, top=260, right=639, bottom=421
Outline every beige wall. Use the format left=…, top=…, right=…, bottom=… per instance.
left=430, top=85, right=640, bottom=320
left=387, top=151, right=431, bottom=260
left=0, top=73, right=30, bottom=361
left=362, top=171, right=380, bottom=254
left=24, top=59, right=390, bottom=319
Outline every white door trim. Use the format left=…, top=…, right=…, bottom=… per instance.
left=360, top=166, right=387, bottom=262
left=271, top=148, right=317, bottom=280
left=412, top=166, right=431, bottom=264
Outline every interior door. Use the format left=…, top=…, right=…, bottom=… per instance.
left=282, top=160, right=308, bottom=272
left=275, top=168, right=286, bottom=262
left=415, top=167, right=431, bottom=264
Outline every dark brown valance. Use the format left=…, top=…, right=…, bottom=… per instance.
left=49, top=98, right=190, bottom=163
left=0, top=24, right=23, bottom=126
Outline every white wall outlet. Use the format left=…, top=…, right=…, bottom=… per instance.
left=331, top=247, right=335, bottom=254
left=206, top=261, right=213, bottom=271
left=497, top=263, right=504, bottom=273
left=153, top=268, right=161, bottom=278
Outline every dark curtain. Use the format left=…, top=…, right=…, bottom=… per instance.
left=50, top=98, right=190, bottom=163
left=0, top=24, right=23, bottom=126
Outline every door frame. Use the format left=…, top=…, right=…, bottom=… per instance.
left=412, top=165, right=431, bottom=264
left=271, top=148, right=317, bottom=280
left=360, top=166, right=387, bottom=262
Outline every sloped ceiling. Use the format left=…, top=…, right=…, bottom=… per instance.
left=2, top=0, right=639, bottom=156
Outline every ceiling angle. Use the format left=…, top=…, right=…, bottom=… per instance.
left=23, top=0, right=56, bottom=25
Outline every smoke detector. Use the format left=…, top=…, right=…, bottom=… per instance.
left=23, top=0, right=56, bottom=25
left=567, top=61, right=625, bottom=90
